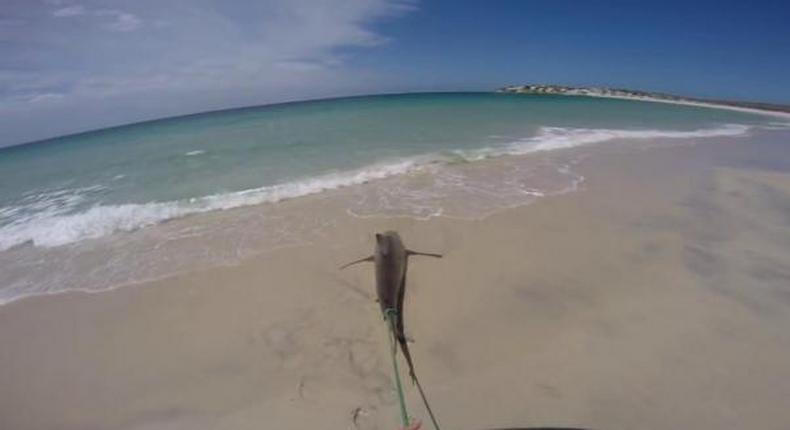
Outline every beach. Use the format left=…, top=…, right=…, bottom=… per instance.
left=0, top=93, right=780, bottom=303
left=3, top=130, right=790, bottom=430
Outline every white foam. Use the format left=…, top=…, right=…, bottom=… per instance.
left=457, top=123, right=751, bottom=159
left=185, top=150, right=206, bottom=156
left=0, top=159, right=423, bottom=250
left=0, top=123, right=752, bottom=250
left=761, top=121, right=790, bottom=130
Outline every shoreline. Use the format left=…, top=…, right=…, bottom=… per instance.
left=3, top=133, right=790, bottom=429
left=0, top=147, right=585, bottom=307
left=0, top=121, right=764, bottom=253
left=498, top=85, right=790, bottom=119
left=582, top=92, right=790, bottom=120
left=0, top=127, right=783, bottom=307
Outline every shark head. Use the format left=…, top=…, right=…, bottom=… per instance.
left=375, top=231, right=403, bottom=257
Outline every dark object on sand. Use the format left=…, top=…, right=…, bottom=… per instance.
left=341, top=231, right=442, bottom=428
left=340, top=231, right=441, bottom=380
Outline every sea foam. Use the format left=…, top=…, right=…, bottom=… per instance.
left=456, top=123, right=750, bottom=159
left=0, top=124, right=751, bottom=250
left=0, top=159, right=421, bottom=250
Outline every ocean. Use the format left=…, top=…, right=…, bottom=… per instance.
left=0, top=92, right=785, bottom=303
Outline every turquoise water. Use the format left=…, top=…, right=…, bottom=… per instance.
left=0, top=92, right=784, bottom=302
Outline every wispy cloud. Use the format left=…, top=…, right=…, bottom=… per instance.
left=94, top=9, right=141, bottom=32
left=0, top=0, right=417, bottom=145
left=52, top=5, right=85, bottom=17
left=26, top=93, right=65, bottom=103
left=51, top=4, right=142, bottom=32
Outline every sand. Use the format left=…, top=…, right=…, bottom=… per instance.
left=2, top=134, right=790, bottom=430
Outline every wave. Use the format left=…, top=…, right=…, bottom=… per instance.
left=762, top=121, right=790, bottom=130
left=0, top=123, right=751, bottom=250
left=456, top=123, right=751, bottom=160
left=0, top=159, right=423, bottom=250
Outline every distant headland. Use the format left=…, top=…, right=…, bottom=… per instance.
left=498, top=84, right=790, bottom=117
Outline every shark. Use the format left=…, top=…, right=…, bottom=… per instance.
left=341, top=231, right=442, bottom=428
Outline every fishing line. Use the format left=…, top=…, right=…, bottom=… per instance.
left=385, top=308, right=442, bottom=430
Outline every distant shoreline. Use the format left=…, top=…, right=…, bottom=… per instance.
left=498, top=85, right=790, bottom=119
left=588, top=93, right=790, bottom=120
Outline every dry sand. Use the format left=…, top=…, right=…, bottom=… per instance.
left=2, top=135, right=790, bottom=430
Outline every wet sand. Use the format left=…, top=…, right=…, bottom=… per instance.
left=2, top=134, right=790, bottom=430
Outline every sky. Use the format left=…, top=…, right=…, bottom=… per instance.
left=1, top=0, right=789, bottom=147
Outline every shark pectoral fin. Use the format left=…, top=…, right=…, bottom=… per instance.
left=406, top=249, right=443, bottom=258
left=339, top=255, right=374, bottom=270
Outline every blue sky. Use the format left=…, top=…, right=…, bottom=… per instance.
left=1, top=0, right=789, bottom=146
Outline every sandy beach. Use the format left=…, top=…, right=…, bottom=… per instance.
left=2, top=133, right=790, bottom=430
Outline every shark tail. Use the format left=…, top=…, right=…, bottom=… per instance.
left=397, top=333, right=441, bottom=430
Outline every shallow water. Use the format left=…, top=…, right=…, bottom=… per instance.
left=0, top=92, right=785, bottom=303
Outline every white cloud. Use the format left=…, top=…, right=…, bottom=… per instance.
left=0, top=0, right=418, bottom=145
left=52, top=5, right=85, bottom=17
left=95, top=10, right=142, bottom=32
left=27, top=93, right=65, bottom=103
left=51, top=4, right=142, bottom=32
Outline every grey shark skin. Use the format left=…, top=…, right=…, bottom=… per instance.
left=341, top=231, right=442, bottom=427
left=340, top=231, right=441, bottom=381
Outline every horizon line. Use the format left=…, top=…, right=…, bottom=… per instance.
left=4, top=87, right=789, bottom=150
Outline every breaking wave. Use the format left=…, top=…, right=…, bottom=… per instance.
left=455, top=123, right=751, bottom=160
left=0, top=123, right=751, bottom=250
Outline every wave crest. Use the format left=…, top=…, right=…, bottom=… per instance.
left=0, top=160, right=421, bottom=250
left=0, top=123, right=751, bottom=250
left=456, top=123, right=750, bottom=159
